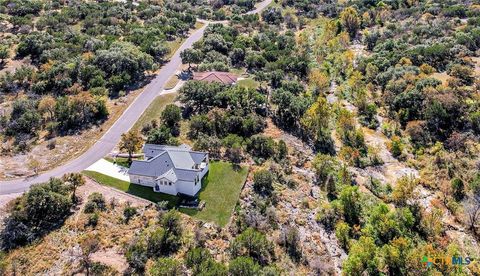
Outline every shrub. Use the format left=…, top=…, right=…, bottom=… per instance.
left=451, top=178, right=465, bottom=201
left=278, top=226, right=301, bottom=261
left=228, top=257, right=260, bottom=276
left=126, top=236, right=148, bottom=272
left=83, top=192, right=106, bottom=213
left=230, top=228, right=273, bottom=265
left=149, top=257, right=184, bottom=276
left=86, top=213, right=99, bottom=227
left=123, top=205, right=137, bottom=223
left=0, top=178, right=73, bottom=250
left=253, top=170, right=274, bottom=195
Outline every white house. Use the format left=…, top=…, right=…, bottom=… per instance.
left=127, top=144, right=209, bottom=197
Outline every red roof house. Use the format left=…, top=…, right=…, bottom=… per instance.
left=192, top=71, right=238, bottom=85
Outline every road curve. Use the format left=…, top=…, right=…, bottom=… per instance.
left=0, top=0, right=272, bottom=195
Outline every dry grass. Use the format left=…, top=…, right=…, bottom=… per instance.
left=164, top=75, right=180, bottom=90
left=431, top=72, right=451, bottom=85
left=131, top=92, right=178, bottom=132
left=0, top=88, right=143, bottom=179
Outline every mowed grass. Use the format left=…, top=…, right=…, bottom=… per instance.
left=180, top=161, right=249, bottom=227
left=82, top=170, right=179, bottom=208
left=131, top=92, right=177, bottom=132
left=83, top=161, right=248, bottom=227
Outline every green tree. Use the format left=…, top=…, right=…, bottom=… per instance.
left=228, top=257, right=260, bottom=276
left=230, top=228, right=273, bottom=265
left=335, top=221, right=351, bottom=250
left=149, top=258, right=184, bottom=276
left=253, top=170, right=274, bottom=195
left=180, top=48, right=203, bottom=70
left=301, top=97, right=334, bottom=153
left=119, top=130, right=143, bottom=163
left=161, top=104, right=182, bottom=133
left=340, top=7, right=361, bottom=38
left=62, top=172, right=85, bottom=203
left=339, top=186, right=362, bottom=225
left=126, top=236, right=148, bottom=272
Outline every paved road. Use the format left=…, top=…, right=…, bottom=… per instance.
left=0, top=0, right=272, bottom=195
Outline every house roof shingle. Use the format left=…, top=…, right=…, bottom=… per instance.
left=192, top=71, right=237, bottom=85
left=128, top=144, right=208, bottom=182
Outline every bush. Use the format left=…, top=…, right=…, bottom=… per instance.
left=123, top=205, right=137, bottom=223
left=278, top=226, right=301, bottom=261
left=126, top=236, right=148, bottom=272
left=228, top=257, right=260, bottom=276
left=0, top=178, right=73, bottom=250
left=230, top=228, right=273, bottom=265
left=253, top=170, right=274, bottom=196
left=149, top=257, right=184, bottom=276
left=83, top=192, right=106, bottom=213
left=335, top=222, right=351, bottom=250
left=86, top=213, right=99, bottom=227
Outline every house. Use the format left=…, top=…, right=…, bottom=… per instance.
left=127, top=144, right=209, bottom=197
left=192, top=71, right=237, bottom=85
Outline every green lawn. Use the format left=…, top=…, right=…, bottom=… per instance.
left=237, top=78, right=259, bottom=89
left=179, top=161, right=249, bottom=227
left=82, top=170, right=179, bottom=208
left=131, top=93, right=177, bottom=132
left=104, top=156, right=131, bottom=168
left=83, top=161, right=249, bottom=227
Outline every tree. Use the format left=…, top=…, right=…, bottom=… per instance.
left=38, top=95, right=56, bottom=122
left=335, top=221, right=351, bottom=250
left=62, top=173, right=85, bottom=203
left=161, top=104, right=182, bottom=135
left=149, top=258, right=184, bottom=276
left=83, top=192, right=106, bottom=213
left=230, top=228, right=273, bottom=265
left=339, top=186, right=362, bottom=225
left=261, top=7, right=283, bottom=25
left=301, top=97, right=334, bottom=153
left=180, top=48, right=203, bottom=70
left=228, top=257, right=260, bottom=276
left=126, top=236, right=148, bottom=272
left=0, top=178, right=72, bottom=249
left=340, top=7, right=360, bottom=39
left=391, top=176, right=417, bottom=207
left=253, top=170, right=274, bottom=196
left=119, top=130, right=143, bottom=163
left=79, top=234, right=100, bottom=276
left=147, top=126, right=175, bottom=145
left=312, top=154, right=339, bottom=196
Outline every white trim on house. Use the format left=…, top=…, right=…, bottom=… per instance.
left=127, top=144, right=209, bottom=197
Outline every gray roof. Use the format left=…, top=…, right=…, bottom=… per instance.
left=128, top=144, right=207, bottom=181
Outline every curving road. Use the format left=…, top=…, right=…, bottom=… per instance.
left=0, top=0, right=272, bottom=195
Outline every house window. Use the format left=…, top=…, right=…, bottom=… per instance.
left=169, top=182, right=172, bottom=186
left=155, top=185, right=159, bottom=191
left=138, top=179, right=141, bottom=184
